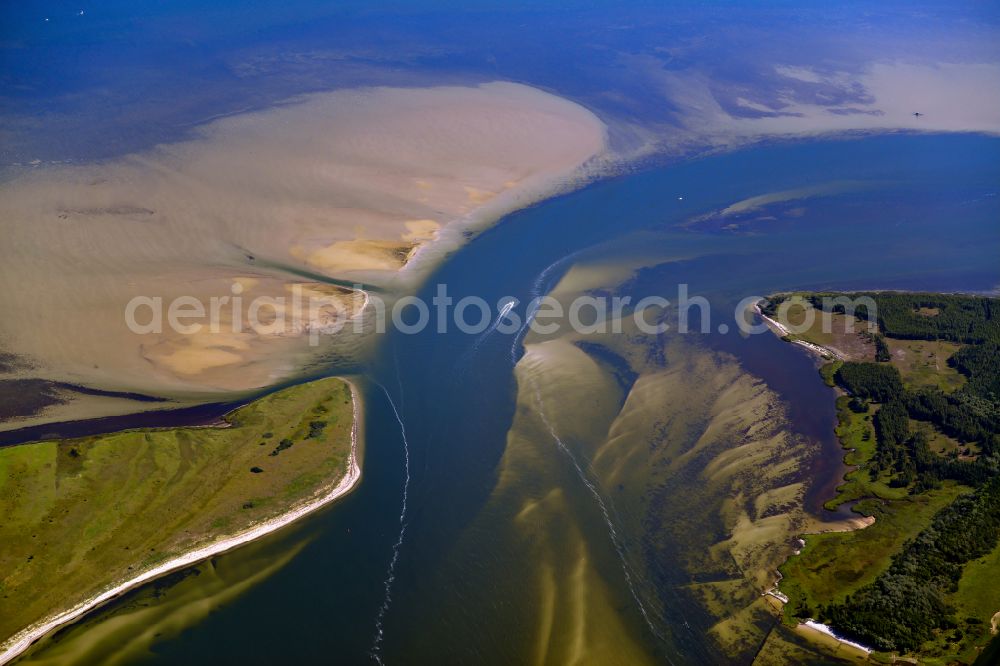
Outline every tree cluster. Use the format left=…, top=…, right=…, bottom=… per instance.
left=808, top=292, right=1000, bottom=345
left=833, top=363, right=999, bottom=487
left=835, top=362, right=903, bottom=403
left=950, top=342, right=1000, bottom=403
left=821, top=477, right=1000, bottom=652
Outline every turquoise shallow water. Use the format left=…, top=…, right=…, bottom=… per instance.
left=17, top=133, right=1000, bottom=664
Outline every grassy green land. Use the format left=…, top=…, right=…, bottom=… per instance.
left=780, top=484, right=965, bottom=619
left=0, top=377, right=355, bottom=644
left=886, top=338, right=966, bottom=393
left=823, top=395, right=909, bottom=509
left=779, top=301, right=877, bottom=360
left=763, top=292, right=1000, bottom=663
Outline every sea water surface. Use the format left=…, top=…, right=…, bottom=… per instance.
left=17, top=134, right=1000, bottom=664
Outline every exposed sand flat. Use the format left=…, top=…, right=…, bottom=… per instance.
left=732, top=62, right=1000, bottom=136
left=646, top=60, right=1000, bottom=148
left=0, top=82, right=606, bottom=427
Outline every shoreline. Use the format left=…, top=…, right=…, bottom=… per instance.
left=398, top=146, right=609, bottom=285
left=753, top=302, right=848, bottom=361
left=799, top=620, right=873, bottom=656
left=0, top=379, right=363, bottom=666
left=755, top=299, right=876, bottom=656
left=0, top=286, right=374, bottom=441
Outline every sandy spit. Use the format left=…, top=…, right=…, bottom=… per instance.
left=0, top=379, right=363, bottom=666
left=754, top=302, right=848, bottom=361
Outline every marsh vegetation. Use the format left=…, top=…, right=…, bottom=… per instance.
left=767, top=293, right=1000, bottom=663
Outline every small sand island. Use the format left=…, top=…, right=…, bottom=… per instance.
left=0, top=376, right=361, bottom=664
left=758, top=292, right=1000, bottom=664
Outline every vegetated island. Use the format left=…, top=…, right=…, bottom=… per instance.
left=758, top=292, right=1000, bottom=664
left=0, top=376, right=361, bottom=664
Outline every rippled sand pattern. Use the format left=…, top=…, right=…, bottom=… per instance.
left=463, top=256, right=872, bottom=661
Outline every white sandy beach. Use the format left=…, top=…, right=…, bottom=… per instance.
left=800, top=620, right=873, bottom=655
left=0, top=380, right=364, bottom=666
left=754, top=302, right=849, bottom=361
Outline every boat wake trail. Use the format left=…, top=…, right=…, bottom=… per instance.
left=370, top=368, right=411, bottom=665
left=469, top=298, right=517, bottom=354
left=527, top=377, right=671, bottom=658
left=509, top=249, right=585, bottom=364
left=452, top=298, right=520, bottom=379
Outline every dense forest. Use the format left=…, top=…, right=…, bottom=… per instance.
left=806, top=292, right=1000, bottom=345
left=768, top=292, right=1000, bottom=654
left=835, top=362, right=903, bottom=403
left=832, top=362, right=999, bottom=486
left=951, top=342, right=1000, bottom=402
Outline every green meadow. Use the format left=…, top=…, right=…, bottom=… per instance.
left=0, top=377, right=355, bottom=645
left=767, top=292, right=1000, bottom=663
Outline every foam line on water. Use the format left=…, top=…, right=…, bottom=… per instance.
left=530, top=249, right=583, bottom=299
left=370, top=368, right=412, bottom=665
left=527, top=375, right=672, bottom=658
left=509, top=250, right=584, bottom=364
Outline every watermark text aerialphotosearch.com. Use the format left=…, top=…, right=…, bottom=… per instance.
left=125, top=285, right=877, bottom=345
